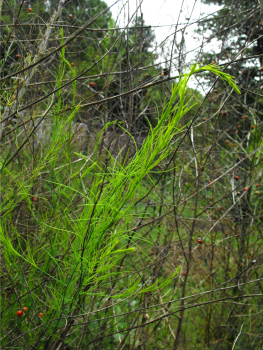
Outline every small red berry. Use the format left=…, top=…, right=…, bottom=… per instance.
left=89, top=82, right=96, bottom=87
left=251, top=125, right=255, bottom=129
left=28, top=7, right=32, bottom=12
left=32, top=197, right=37, bottom=202
left=242, top=70, right=245, bottom=74
left=182, top=272, right=186, bottom=276
left=39, top=312, right=44, bottom=318
left=235, top=176, right=239, bottom=180
left=16, top=54, right=20, bottom=58
left=69, top=14, right=73, bottom=18
left=244, top=187, right=249, bottom=191
left=22, top=307, right=28, bottom=312
left=208, top=180, right=211, bottom=184
left=17, top=310, right=23, bottom=317
left=145, top=73, right=149, bottom=77
left=256, top=184, right=260, bottom=187
left=225, top=140, right=230, bottom=144
left=70, top=63, right=74, bottom=66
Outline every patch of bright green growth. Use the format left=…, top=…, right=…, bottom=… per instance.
left=194, top=62, right=241, bottom=94
left=0, top=63, right=240, bottom=327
